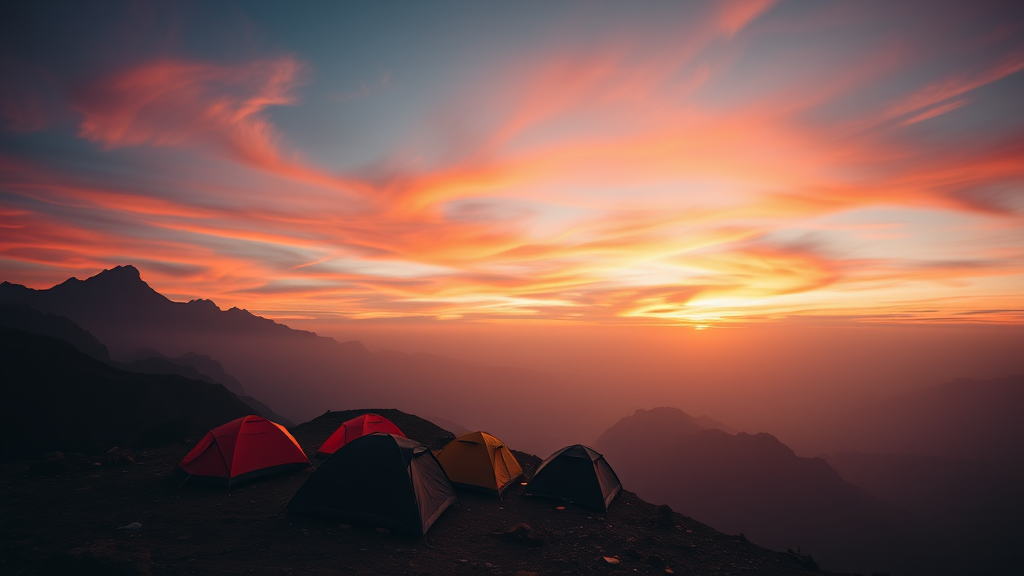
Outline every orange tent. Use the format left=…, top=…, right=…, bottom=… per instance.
left=315, top=413, right=405, bottom=457
left=179, top=415, right=310, bottom=486
left=436, top=431, right=522, bottom=495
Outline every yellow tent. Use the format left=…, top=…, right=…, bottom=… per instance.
left=436, top=431, right=523, bottom=495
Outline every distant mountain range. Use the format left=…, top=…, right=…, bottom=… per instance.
left=595, top=407, right=953, bottom=576
left=0, top=300, right=292, bottom=427
left=0, top=265, right=593, bottom=455
left=0, top=302, right=112, bottom=361
left=122, top=349, right=247, bottom=396
left=0, top=326, right=254, bottom=457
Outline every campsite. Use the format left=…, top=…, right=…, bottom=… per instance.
left=3, top=2, right=1023, bottom=574
left=1, top=409, right=827, bottom=575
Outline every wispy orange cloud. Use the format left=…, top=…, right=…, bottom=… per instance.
left=71, top=57, right=369, bottom=197
left=900, top=98, right=970, bottom=126
left=880, top=50, right=1024, bottom=126
left=2, top=2, right=1022, bottom=327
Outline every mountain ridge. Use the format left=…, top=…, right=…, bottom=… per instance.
left=0, top=265, right=595, bottom=456
left=0, top=325, right=256, bottom=457
left=595, top=407, right=953, bottom=576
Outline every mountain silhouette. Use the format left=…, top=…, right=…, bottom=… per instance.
left=0, top=266, right=595, bottom=455
left=0, top=296, right=294, bottom=426
left=117, top=350, right=293, bottom=425
left=0, top=302, right=111, bottom=361
left=122, top=349, right=246, bottom=396
left=595, top=407, right=952, bottom=576
left=0, top=326, right=255, bottom=458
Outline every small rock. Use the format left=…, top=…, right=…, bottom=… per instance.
left=458, top=559, right=468, bottom=563
left=485, top=563, right=493, bottom=568
left=117, top=522, right=142, bottom=531
left=602, top=556, right=620, bottom=564
left=338, top=524, right=351, bottom=529
left=376, top=527, right=390, bottom=534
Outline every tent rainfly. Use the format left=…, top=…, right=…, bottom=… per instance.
left=315, top=413, right=405, bottom=458
left=436, top=431, right=523, bottom=495
left=288, top=433, right=457, bottom=534
left=525, top=444, right=622, bottom=511
left=178, top=415, right=310, bottom=487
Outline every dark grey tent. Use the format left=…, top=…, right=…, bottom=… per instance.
left=287, top=433, right=457, bottom=534
left=524, top=444, right=622, bottom=511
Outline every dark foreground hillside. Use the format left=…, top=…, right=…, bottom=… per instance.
left=1, top=408, right=832, bottom=576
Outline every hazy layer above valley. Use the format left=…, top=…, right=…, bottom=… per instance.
left=288, top=318, right=1024, bottom=456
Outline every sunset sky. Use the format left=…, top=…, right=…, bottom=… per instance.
left=2, top=1, right=1023, bottom=329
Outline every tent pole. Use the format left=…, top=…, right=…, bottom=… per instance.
left=171, top=473, right=193, bottom=497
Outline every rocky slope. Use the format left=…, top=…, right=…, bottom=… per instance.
left=1, top=407, right=832, bottom=576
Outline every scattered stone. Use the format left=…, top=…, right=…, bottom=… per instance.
left=338, top=524, right=352, bottom=529
left=376, top=527, right=390, bottom=534
left=118, top=522, right=143, bottom=531
left=602, top=556, right=620, bottom=564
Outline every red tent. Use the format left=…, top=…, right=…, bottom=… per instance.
left=315, top=413, right=405, bottom=457
left=179, top=415, right=310, bottom=486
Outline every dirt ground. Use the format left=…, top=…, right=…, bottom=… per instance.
left=1, top=409, right=832, bottom=575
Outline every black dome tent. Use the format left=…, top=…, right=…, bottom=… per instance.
left=287, top=433, right=457, bottom=534
left=525, top=444, right=622, bottom=511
